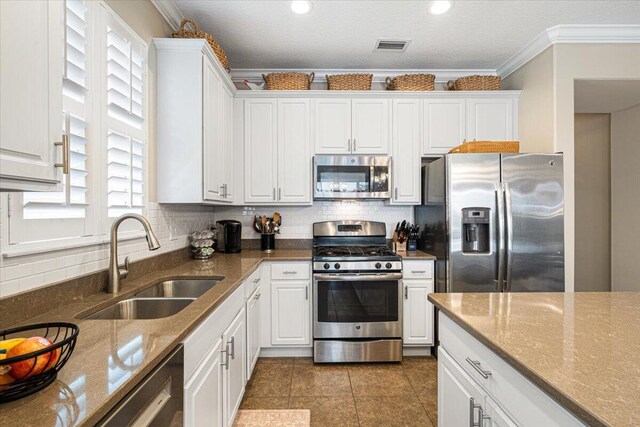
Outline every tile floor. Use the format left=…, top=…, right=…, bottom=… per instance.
left=239, top=357, right=438, bottom=427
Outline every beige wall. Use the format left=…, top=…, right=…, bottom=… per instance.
left=502, top=47, right=555, bottom=153
left=611, top=103, right=640, bottom=291
left=105, top=0, right=172, bottom=201
left=574, top=114, right=611, bottom=292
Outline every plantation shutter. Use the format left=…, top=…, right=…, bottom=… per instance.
left=105, top=16, right=146, bottom=218
left=9, top=0, right=91, bottom=244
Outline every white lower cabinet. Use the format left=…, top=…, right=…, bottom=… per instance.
left=246, top=285, right=262, bottom=379
left=222, top=308, right=246, bottom=427
left=184, top=338, right=224, bottom=427
left=271, top=280, right=311, bottom=346
left=403, top=260, right=435, bottom=346
left=439, top=314, right=585, bottom=427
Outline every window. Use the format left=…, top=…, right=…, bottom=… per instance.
left=5, top=1, right=148, bottom=250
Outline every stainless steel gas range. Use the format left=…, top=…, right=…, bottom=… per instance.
left=312, top=220, right=403, bottom=363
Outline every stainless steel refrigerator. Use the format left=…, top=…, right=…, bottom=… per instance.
left=415, top=153, right=564, bottom=293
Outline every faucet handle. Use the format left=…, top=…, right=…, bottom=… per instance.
left=119, top=256, right=130, bottom=280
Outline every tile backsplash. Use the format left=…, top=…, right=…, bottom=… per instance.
left=213, top=201, right=414, bottom=240
left=0, top=202, right=216, bottom=298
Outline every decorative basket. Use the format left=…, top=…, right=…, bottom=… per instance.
left=447, top=75, right=501, bottom=91
left=449, top=141, right=520, bottom=154
left=326, top=73, right=372, bottom=91
left=262, top=72, right=315, bottom=90
left=385, top=74, right=435, bottom=91
left=172, top=18, right=229, bottom=69
left=0, top=323, right=79, bottom=403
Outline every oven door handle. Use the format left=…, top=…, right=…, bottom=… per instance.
left=313, top=273, right=403, bottom=281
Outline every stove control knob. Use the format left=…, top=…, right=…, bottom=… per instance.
left=323, top=263, right=330, bottom=270
left=334, top=263, right=341, bottom=270
left=385, top=262, right=393, bottom=269
left=375, top=262, right=382, bottom=269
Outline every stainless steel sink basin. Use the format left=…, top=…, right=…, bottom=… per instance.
left=135, top=279, right=219, bottom=299
left=85, top=297, right=195, bottom=320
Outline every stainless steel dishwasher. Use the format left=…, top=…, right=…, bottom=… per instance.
left=98, top=345, right=184, bottom=427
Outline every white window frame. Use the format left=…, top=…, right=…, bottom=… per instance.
left=1, top=0, right=149, bottom=258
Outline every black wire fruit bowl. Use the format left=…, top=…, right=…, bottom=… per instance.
left=0, top=322, right=79, bottom=403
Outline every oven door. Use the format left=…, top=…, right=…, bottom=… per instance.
left=313, top=273, right=402, bottom=339
left=314, top=156, right=391, bottom=199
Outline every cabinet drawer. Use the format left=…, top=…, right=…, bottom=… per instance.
left=244, top=266, right=263, bottom=299
left=271, top=263, right=310, bottom=280
left=402, top=261, right=433, bottom=279
left=439, top=314, right=584, bottom=426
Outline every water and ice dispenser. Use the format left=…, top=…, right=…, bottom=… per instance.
left=462, top=208, right=490, bottom=254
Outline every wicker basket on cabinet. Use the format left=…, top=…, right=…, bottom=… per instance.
left=262, top=72, right=315, bottom=90
left=447, top=75, right=501, bottom=91
left=326, top=73, right=373, bottom=91
left=172, top=18, right=229, bottom=69
left=385, top=74, right=435, bottom=91
left=449, top=141, right=520, bottom=153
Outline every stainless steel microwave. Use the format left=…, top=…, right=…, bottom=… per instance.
left=313, top=155, right=391, bottom=200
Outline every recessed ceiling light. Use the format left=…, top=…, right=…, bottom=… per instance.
left=291, top=1, right=312, bottom=14
left=429, top=0, right=452, bottom=15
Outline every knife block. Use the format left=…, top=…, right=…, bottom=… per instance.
left=392, top=231, right=407, bottom=252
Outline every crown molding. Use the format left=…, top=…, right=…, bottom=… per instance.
left=497, top=25, right=640, bottom=78
left=231, top=69, right=498, bottom=84
left=150, top=0, right=183, bottom=31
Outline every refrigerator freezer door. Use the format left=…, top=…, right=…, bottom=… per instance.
left=501, top=154, right=564, bottom=292
left=447, top=154, right=501, bottom=292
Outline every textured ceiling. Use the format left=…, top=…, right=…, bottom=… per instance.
left=172, top=1, right=640, bottom=69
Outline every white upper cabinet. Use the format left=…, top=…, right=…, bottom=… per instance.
left=422, top=99, right=466, bottom=155
left=391, top=99, right=421, bottom=204
left=278, top=99, right=312, bottom=203
left=351, top=99, right=390, bottom=154
left=244, top=99, right=278, bottom=203
left=155, top=39, right=235, bottom=204
left=244, top=98, right=312, bottom=205
left=0, top=0, right=65, bottom=191
left=466, top=97, right=517, bottom=141
left=314, top=98, right=351, bottom=154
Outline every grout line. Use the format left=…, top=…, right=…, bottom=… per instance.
left=347, top=366, right=362, bottom=426
left=402, top=359, right=438, bottom=426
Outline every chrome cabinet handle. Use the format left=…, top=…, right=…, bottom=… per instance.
left=253, top=278, right=261, bottom=283
left=394, top=188, right=398, bottom=200
left=229, top=337, right=235, bottom=359
left=224, top=184, right=228, bottom=198
left=278, top=187, right=281, bottom=200
left=466, top=357, right=492, bottom=379
left=469, top=397, right=482, bottom=427
left=254, top=293, right=261, bottom=300
left=273, top=188, right=276, bottom=200
left=353, top=138, right=356, bottom=151
left=347, top=138, right=351, bottom=152
left=283, top=271, right=297, bottom=275
left=221, top=343, right=229, bottom=369
left=404, top=285, right=408, bottom=300
left=54, top=134, right=70, bottom=175
left=305, top=285, right=309, bottom=300
left=411, top=270, right=426, bottom=274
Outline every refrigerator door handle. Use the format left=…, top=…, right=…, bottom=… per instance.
left=504, top=182, right=514, bottom=292
left=495, top=183, right=506, bottom=291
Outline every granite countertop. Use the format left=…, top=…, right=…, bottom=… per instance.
left=0, top=249, right=310, bottom=427
left=0, top=248, right=435, bottom=426
left=428, top=292, right=640, bottom=427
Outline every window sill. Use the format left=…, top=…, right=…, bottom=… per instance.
left=2, top=231, right=147, bottom=259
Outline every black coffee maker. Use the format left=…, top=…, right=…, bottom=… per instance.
left=215, top=220, right=242, bottom=253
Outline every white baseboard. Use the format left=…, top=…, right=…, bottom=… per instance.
left=259, top=347, right=313, bottom=358
left=403, top=346, right=433, bottom=356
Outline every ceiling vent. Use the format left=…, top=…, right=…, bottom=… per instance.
left=374, top=38, right=411, bottom=53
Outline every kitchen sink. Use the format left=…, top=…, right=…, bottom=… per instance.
left=85, top=297, right=195, bottom=320
left=135, top=279, right=219, bottom=299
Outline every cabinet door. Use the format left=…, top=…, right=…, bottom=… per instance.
left=277, top=99, right=312, bottom=204
left=221, top=84, right=234, bottom=201
left=223, top=308, right=246, bottom=427
left=403, top=279, right=435, bottom=346
left=271, top=281, right=311, bottom=346
left=439, top=348, right=486, bottom=427
left=422, top=99, right=466, bottom=155
left=0, top=0, right=64, bottom=190
left=244, top=99, right=278, bottom=203
left=352, top=99, right=390, bottom=154
left=184, top=338, right=224, bottom=427
left=484, top=395, right=518, bottom=427
left=466, top=98, right=515, bottom=141
left=313, top=98, right=351, bottom=154
left=391, top=99, right=421, bottom=204
left=203, top=60, right=223, bottom=201
left=246, top=286, right=261, bottom=380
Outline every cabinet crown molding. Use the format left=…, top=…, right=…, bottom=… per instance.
left=235, top=90, right=522, bottom=99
